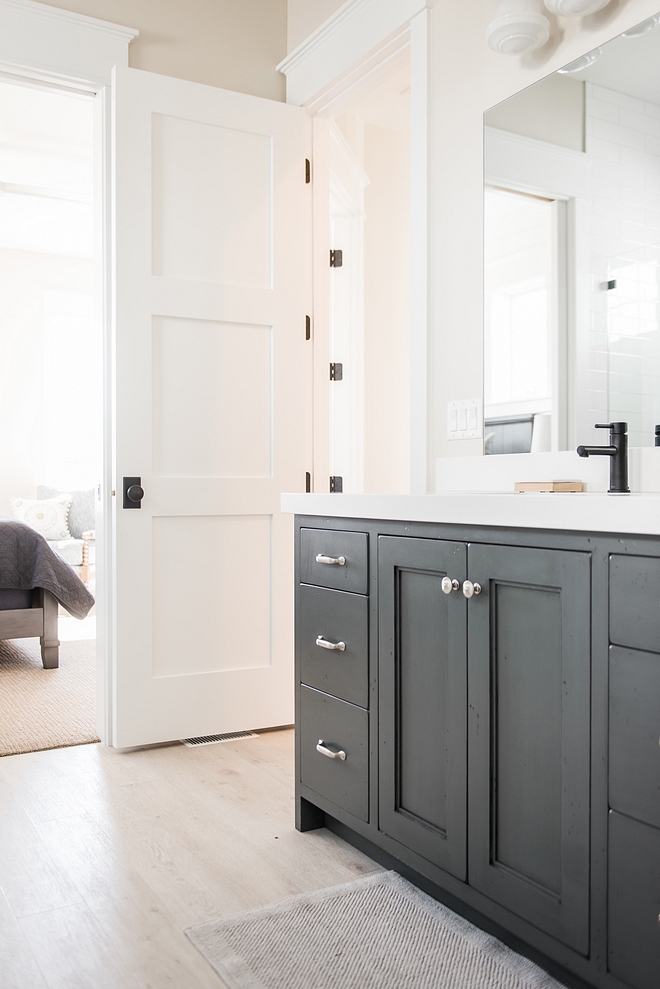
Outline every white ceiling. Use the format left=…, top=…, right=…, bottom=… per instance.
left=569, top=15, right=660, bottom=105
left=0, top=80, right=93, bottom=258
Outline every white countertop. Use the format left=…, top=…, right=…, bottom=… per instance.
left=281, top=492, right=660, bottom=537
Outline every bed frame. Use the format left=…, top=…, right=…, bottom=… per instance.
left=0, top=588, right=60, bottom=668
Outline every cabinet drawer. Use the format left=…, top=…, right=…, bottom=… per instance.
left=299, top=685, right=368, bottom=822
left=608, top=811, right=660, bottom=989
left=300, top=528, right=368, bottom=594
left=298, top=584, right=368, bottom=708
left=609, top=645, right=660, bottom=829
left=610, top=554, right=660, bottom=653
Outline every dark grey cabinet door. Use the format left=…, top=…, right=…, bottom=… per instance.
left=468, top=543, right=591, bottom=956
left=608, top=810, right=660, bottom=989
left=378, top=536, right=467, bottom=880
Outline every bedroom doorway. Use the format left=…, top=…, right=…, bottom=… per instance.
left=0, top=77, right=100, bottom=756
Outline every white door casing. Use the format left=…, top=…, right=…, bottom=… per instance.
left=112, top=65, right=309, bottom=747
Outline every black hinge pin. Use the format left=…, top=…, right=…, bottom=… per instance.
left=330, top=249, right=343, bottom=267
left=329, top=363, right=343, bottom=381
left=329, top=476, right=343, bottom=493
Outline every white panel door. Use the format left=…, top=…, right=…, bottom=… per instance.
left=112, top=66, right=309, bottom=747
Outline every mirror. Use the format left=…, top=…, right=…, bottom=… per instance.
left=483, top=14, right=660, bottom=455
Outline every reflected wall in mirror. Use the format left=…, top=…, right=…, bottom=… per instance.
left=484, top=13, right=660, bottom=454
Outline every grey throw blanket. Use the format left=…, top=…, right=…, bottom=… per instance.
left=0, top=518, right=95, bottom=619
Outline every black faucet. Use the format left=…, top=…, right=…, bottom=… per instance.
left=577, top=422, right=630, bottom=494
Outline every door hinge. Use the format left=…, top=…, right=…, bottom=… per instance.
left=305, top=158, right=311, bottom=184
left=329, top=476, right=343, bottom=493
left=305, top=471, right=311, bottom=493
left=329, top=362, right=343, bottom=381
left=330, top=249, right=343, bottom=268
left=306, top=315, right=311, bottom=340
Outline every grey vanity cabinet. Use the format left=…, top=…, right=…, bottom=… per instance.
left=294, top=516, right=660, bottom=989
left=467, top=543, right=591, bottom=956
left=378, top=536, right=467, bottom=879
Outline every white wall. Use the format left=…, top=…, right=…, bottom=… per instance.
left=0, top=250, right=94, bottom=516
left=430, top=0, right=660, bottom=471
left=41, top=0, right=288, bottom=99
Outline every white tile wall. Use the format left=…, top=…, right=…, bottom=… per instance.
left=585, top=82, right=660, bottom=447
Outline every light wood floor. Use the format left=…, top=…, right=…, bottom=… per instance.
left=0, top=730, right=381, bottom=989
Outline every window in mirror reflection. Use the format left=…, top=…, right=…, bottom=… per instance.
left=484, top=187, right=562, bottom=455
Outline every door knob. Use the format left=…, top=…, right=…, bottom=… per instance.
left=441, top=577, right=460, bottom=594
left=463, top=580, right=482, bottom=598
left=122, top=476, right=144, bottom=509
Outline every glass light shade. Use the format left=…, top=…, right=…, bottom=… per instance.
left=621, top=15, right=660, bottom=38
left=487, top=1, right=550, bottom=55
left=544, top=0, right=611, bottom=14
left=556, top=47, right=602, bottom=72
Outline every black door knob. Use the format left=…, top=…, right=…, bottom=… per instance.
left=122, top=476, right=144, bottom=509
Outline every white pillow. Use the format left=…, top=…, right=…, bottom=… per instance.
left=11, top=495, right=72, bottom=541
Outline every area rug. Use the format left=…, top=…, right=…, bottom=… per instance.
left=0, top=636, right=99, bottom=756
left=185, top=870, right=566, bottom=989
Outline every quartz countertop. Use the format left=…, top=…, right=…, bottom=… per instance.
left=281, top=492, right=660, bottom=537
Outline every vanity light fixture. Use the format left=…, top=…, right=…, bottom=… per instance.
left=486, top=0, right=550, bottom=55
left=557, top=47, right=602, bottom=72
left=621, top=14, right=660, bottom=37
left=544, top=0, right=611, bottom=15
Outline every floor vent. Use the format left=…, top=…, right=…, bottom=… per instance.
left=182, top=731, right=258, bottom=747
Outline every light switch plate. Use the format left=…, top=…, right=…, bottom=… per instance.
left=447, top=399, right=482, bottom=440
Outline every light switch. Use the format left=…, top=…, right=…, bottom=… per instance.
left=447, top=399, right=482, bottom=440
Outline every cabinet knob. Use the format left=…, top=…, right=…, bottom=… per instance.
left=316, top=740, right=346, bottom=761
left=316, top=553, right=346, bottom=566
left=441, top=576, right=460, bottom=594
left=463, top=580, right=482, bottom=598
left=315, top=635, right=346, bottom=652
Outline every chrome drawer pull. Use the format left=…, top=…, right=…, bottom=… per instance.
left=316, top=553, right=346, bottom=566
left=441, top=576, right=460, bottom=594
left=316, top=740, right=346, bottom=761
left=316, top=635, right=346, bottom=652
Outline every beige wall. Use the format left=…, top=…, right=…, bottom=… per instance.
left=41, top=0, right=287, bottom=100
left=363, top=122, right=410, bottom=494
left=484, top=74, right=585, bottom=153
left=287, top=0, right=344, bottom=52
left=431, top=0, right=660, bottom=468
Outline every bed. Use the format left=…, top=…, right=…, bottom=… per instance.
left=0, top=518, right=95, bottom=669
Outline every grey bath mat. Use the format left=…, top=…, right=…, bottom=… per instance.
left=185, top=870, right=566, bottom=989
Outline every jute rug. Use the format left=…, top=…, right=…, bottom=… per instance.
left=0, top=636, right=99, bottom=756
left=186, top=870, right=566, bottom=989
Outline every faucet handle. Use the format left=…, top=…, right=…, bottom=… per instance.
left=595, top=422, right=628, bottom=434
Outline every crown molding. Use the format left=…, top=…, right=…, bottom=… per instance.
left=0, top=0, right=138, bottom=89
left=278, top=0, right=371, bottom=76
left=278, top=0, right=430, bottom=106
left=0, top=0, right=138, bottom=43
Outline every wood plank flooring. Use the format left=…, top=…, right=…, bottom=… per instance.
left=0, top=730, right=381, bottom=988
